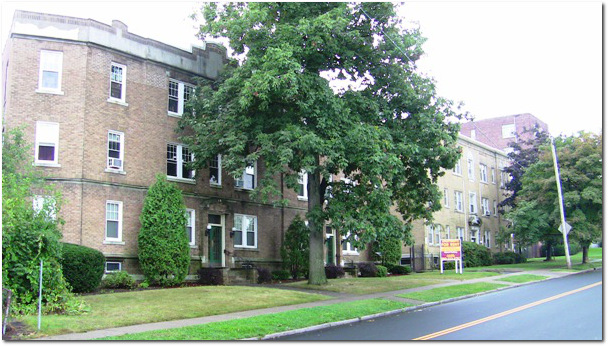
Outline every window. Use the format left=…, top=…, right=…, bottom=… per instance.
left=491, top=167, right=496, bottom=184
left=484, top=230, right=491, bottom=248
left=427, top=225, right=434, bottom=245
left=445, top=225, right=451, bottom=239
left=109, top=62, right=126, bottom=103
left=502, top=124, right=516, bottom=139
left=186, top=209, right=196, bottom=246
left=443, top=188, right=449, bottom=208
left=470, top=229, right=479, bottom=244
left=209, top=154, right=222, bottom=186
left=480, top=164, right=488, bottom=183
left=33, top=195, right=56, bottom=220
left=298, top=171, right=308, bottom=200
left=467, top=158, right=475, bottom=181
left=35, top=121, right=59, bottom=166
left=107, top=131, right=124, bottom=172
left=469, top=192, right=478, bottom=214
left=434, top=225, right=441, bottom=245
left=167, top=144, right=195, bottom=181
left=105, top=201, right=123, bottom=242
left=105, top=262, right=122, bottom=273
left=493, top=200, right=498, bottom=216
left=454, top=191, right=464, bottom=212
left=453, top=160, right=462, bottom=175
left=37, top=50, right=63, bottom=93
left=233, top=214, right=257, bottom=248
left=168, top=80, right=194, bottom=116
left=235, top=164, right=256, bottom=190
left=481, top=198, right=490, bottom=216
left=457, top=227, right=464, bottom=241
left=342, top=232, right=358, bottom=254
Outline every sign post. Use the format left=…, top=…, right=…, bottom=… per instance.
left=440, top=239, right=462, bottom=274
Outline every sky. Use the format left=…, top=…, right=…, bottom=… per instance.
left=0, top=1, right=602, bottom=137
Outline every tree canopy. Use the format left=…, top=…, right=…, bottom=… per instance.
left=184, top=2, right=464, bottom=284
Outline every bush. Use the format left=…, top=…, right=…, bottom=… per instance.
left=60, top=243, right=105, bottom=293
left=138, top=175, right=191, bottom=287
left=462, top=242, right=493, bottom=267
left=280, top=216, right=310, bottom=279
left=493, top=251, right=527, bottom=265
left=272, top=270, right=291, bottom=281
left=541, top=243, right=581, bottom=257
left=389, top=265, right=411, bottom=275
left=324, top=264, right=345, bottom=279
left=376, top=265, right=388, bottom=277
left=358, top=262, right=378, bottom=277
left=257, top=268, right=272, bottom=284
left=197, top=268, right=224, bottom=285
left=372, top=236, right=403, bottom=267
left=101, top=271, right=135, bottom=289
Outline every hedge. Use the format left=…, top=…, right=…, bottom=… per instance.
left=60, top=243, right=105, bottom=293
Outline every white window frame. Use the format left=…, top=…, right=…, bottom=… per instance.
left=105, top=262, right=122, bottom=273
left=209, top=154, right=222, bottom=186
left=233, top=214, right=257, bottom=249
left=467, top=158, right=475, bottom=181
left=298, top=171, right=308, bottom=201
left=453, top=159, right=462, bottom=175
left=168, top=79, right=195, bottom=117
left=37, top=50, right=63, bottom=94
left=445, top=225, right=451, bottom=239
left=34, top=121, right=60, bottom=166
left=491, top=167, right=496, bottom=184
left=469, top=192, right=478, bottom=214
left=434, top=225, right=441, bottom=245
left=493, top=200, right=498, bottom=216
left=104, top=200, right=123, bottom=243
left=167, top=143, right=195, bottom=183
left=235, top=163, right=256, bottom=190
left=108, top=62, right=127, bottom=105
left=502, top=124, right=516, bottom=139
left=106, top=130, right=125, bottom=173
left=484, top=230, right=491, bottom=248
left=457, top=227, right=465, bottom=241
left=443, top=188, right=449, bottom=208
left=33, top=195, right=57, bottom=220
left=186, top=209, right=196, bottom=246
left=454, top=191, right=464, bottom=212
left=481, top=198, right=490, bottom=216
left=470, top=228, right=479, bottom=244
left=427, top=225, right=434, bottom=245
left=342, top=231, right=359, bottom=255
left=480, top=164, right=488, bottom=183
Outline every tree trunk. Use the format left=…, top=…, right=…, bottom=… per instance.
left=307, top=166, right=327, bottom=285
left=544, top=243, right=552, bottom=261
left=582, top=244, right=589, bottom=264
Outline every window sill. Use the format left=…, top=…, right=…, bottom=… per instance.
left=34, top=162, right=61, bottom=168
left=167, top=112, right=183, bottom=118
left=103, top=241, right=125, bottom=245
left=343, top=251, right=359, bottom=256
left=107, top=98, right=129, bottom=107
left=36, top=89, right=64, bottom=95
left=167, top=176, right=196, bottom=185
left=210, top=183, right=222, bottom=189
left=105, top=169, right=126, bottom=175
left=189, top=244, right=197, bottom=249
left=234, top=247, right=259, bottom=251
left=297, top=196, right=308, bottom=201
left=234, top=187, right=254, bottom=192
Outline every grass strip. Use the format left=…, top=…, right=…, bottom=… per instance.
left=99, top=299, right=412, bottom=340
left=396, top=282, right=507, bottom=302
left=20, top=286, right=329, bottom=337
left=494, top=274, right=548, bottom=284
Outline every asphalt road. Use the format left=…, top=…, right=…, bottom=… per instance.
left=277, top=269, right=603, bottom=341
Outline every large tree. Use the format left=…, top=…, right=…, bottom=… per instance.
left=507, top=132, right=602, bottom=263
left=183, top=2, right=463, bottom=284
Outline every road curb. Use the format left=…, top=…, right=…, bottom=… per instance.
left=254, top=268, right=601, bottom=340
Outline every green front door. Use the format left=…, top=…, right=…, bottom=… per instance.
left=208, top=225, right=222, bottom=266
left=326, top=235, right=335, bottom=264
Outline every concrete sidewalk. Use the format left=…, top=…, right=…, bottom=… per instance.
left=35, top=269, right=588, bottom=340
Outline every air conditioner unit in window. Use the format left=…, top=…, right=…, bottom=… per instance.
left=108, top=158, right=123, bottom=169
left=485, top=211, right=491, bottom=216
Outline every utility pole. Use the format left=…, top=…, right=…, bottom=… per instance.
left=550, top=136, right=572, bottom=269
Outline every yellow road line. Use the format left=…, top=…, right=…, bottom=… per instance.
left=413, top=281, right=602, bottom=340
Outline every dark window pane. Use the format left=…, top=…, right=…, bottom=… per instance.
left=106, top=262, right=121, bottom=272
left=110, top=81, right=122, bottom=99
left=106, top=220, right=119, bottom=238
left=38, top=145, right=55, bottom=161
left=208, top=214, right=221, bottom=224
left=247, top=232, right=255, bottom=247
left=168, top=98, right=178, bottom=113
left=167, top=162, right=177, bottom=177
left=234, top=231, right=242, bottom=246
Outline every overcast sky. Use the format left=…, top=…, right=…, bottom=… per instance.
left=1, top=1, right=602, bottom=137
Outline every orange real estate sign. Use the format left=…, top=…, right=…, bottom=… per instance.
left=440, top=239, right=462, bottom=260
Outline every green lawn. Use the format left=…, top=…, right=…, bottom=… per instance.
left=467, top=247, right=602, bottom=272
left=99, top=299, right=412, bottom=340
left=19, top=286, right=329, bottom=338
left=494, top=274, right=548, bottom=284
left=285, top=276, right=444, bottom=294
left=410, top=271, right=500, bottom=281
left=396, top=282, right=508, bottom=302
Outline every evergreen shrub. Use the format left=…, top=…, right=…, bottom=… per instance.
left=358, top=262, right=378, bottom=277
left=272, top=270, right=291, bottom=281
left=324, top=264, right=345, bottom=279
left=376, top=265, right=388, bottom=277
left=493, top=251, right=527, bottom=265
left=60, top=243, right=105, bottom=293
left=280, top=216, right=310, bottom=279
left=257, top=268, right=272, bottom=284
left=389, top=265, right=411, bottom=275
left=101, top=271, right=135, bottom=289
left=462, top=242, right=493, bottom=267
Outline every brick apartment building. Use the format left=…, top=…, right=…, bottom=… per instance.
left=460, top=113, right=549, bottom=153
left=3, top=11, right=511, bottom=279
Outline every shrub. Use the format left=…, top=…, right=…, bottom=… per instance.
left=60, top=243, right=105, bottom=293
left=138, top=175, right=190, bottom=287
left=324, top=264, right=345, bottom=279
left=389, top=265, right=411, bottom=275
left=101, top=271, right=135, bottom=289
left=541, top=243, right=581, bottom=257
left=257, top=267, right=272, bottom=284
left=280, top=216, right=310, bottom=279
left=462, top=242, right=493, bottom=267
left=493, top=251, right=527, bottom=265
left=372, top=236, right=403, bottom=267
left=197, top=268, right=224, bottom=285
left=272, top=270, right=291, bottom=281
left=376, top=265, right=388, bottom=277
left=358, top=262, right=378, bottom=277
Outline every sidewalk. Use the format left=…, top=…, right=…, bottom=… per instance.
left=35, top=269, right=590, bottom=340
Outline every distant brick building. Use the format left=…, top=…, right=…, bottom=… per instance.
left=460, top=113, right=549, bottom=152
